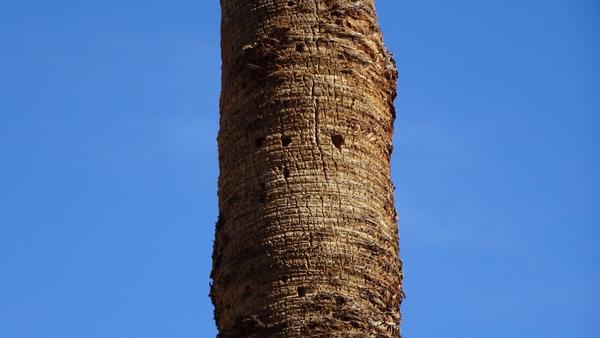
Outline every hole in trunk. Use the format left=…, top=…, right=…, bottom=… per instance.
left=255, top=137, right=265, bottom=148
left=249, top=117, right=263, bottom=130
left=283, top=167, right=290, bottom=178
left=331, top=134, right=344, bottom=149
left=282, top=135, right=292, bottom=147
left=297, top=286, right=306, bottom=297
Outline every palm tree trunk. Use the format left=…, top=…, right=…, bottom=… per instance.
left=211, top=1, right=403, bottom=336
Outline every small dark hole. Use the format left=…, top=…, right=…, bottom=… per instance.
left=331, top=134, right=344, bottom=149
left=295, top=43, right=305, bottom=52
left=255, top=137, right=265, bottom=148
left=250, top=117, right=263, bottom=130
left=281, top=276, right=288, bottom=283
left=287, top=0, right=295, bottom=6
left=283, top=167, right=290, bottom=178
left=282, top=135, right=292, bottom=147
left=297, top=286, right=306, bottom=297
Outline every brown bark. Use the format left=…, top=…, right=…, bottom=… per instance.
left=211, top=1, right=403, bottom=336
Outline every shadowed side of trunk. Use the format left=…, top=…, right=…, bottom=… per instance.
left=211, top=1, right=403, bottom=336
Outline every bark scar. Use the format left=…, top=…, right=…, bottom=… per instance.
left=312, top=77, right=329, bottom=181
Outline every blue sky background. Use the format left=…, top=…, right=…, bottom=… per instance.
left=0, top=1, right=598, bottom=337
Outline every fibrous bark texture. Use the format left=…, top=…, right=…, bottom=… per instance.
left=211, top=0, right=403, bottom=337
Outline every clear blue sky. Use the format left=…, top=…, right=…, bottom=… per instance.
left=0, top=1, right=597, bottom=337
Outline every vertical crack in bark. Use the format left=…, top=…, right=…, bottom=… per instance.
left=312, top=77, right=329, bottom=182
left=311, top=0, right=328, bottom=182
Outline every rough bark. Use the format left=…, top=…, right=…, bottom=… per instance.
left=211, top=0, right=403, bottom=337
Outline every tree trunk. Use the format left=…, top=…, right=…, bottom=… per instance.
left=211, top=0, right=403, bottom=336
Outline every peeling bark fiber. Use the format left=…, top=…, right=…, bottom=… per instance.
left=211, top=1, right=403, bottom=336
